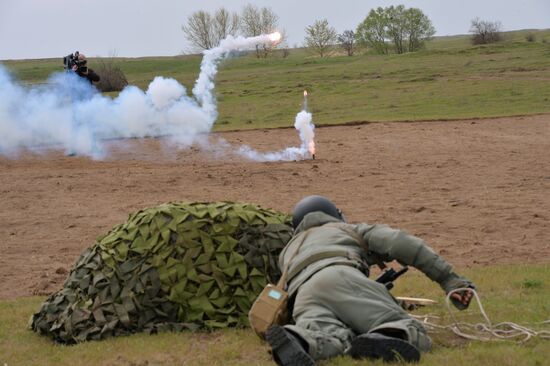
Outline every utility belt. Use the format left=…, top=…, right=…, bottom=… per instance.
left=285, top=249, right=370, bottom=287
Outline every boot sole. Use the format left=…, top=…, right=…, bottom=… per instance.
left=349, top=333, right=420, bottom=363
left=266, top=326, right=315, bottom=366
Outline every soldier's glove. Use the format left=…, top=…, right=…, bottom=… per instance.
left=440, top=272, right=476, bottom=310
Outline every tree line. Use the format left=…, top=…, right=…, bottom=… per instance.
left=182, top=4, right=282, bottom=58
left=182, top=4, right=505, bottom=58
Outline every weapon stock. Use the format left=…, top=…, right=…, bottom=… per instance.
left=375, top=266, right=409, bottom=290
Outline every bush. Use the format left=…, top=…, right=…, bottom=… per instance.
left=525, top=33, right=536, bottom=42
left=95, top=58, right=128, bottom=92
left=356, top=6, right=435, bottom=55
left=470, top=18, right=502, bottom=45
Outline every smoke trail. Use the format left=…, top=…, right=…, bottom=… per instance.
left=237, top=110, right=316, bottom=161
left=0, top=34, right=279, bottom=159
left=193, top=33, right=282, bottom=120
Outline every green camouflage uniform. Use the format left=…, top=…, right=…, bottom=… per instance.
left=280, top=212, right=468, bottom=360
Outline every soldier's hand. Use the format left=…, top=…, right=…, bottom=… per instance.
left=440, top=272, right=476, bottom=310
left=450, top=288, right=474, bottom=309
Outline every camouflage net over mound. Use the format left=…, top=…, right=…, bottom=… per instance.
left=30, top=202, right=293, bottom=343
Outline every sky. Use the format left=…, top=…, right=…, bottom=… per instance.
left=0, top=0, right=549, bottom=60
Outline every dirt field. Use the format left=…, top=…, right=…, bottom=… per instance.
left=1, top=115, right=549, bottom=299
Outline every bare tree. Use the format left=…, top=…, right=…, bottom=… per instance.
left=240, top=4, right=280, bottom=57
left=182, top=11, right=215, bottom=51
left=259, top=7, right=280, bottom=57
left=182, top=8, right=240, bottom=51
left=213, top=8, right=240, bottom=44
left=470, top=18, right=502, bottom=45
left=338, top=30, right=356, bottom=56
left=305, top=19, right=337, bottom=57
left=240, top=4, right=261, bottom=36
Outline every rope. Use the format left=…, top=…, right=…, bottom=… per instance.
left=411, top=288, right=550, bottom=342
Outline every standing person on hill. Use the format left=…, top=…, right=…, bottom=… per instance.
left=266, top=195, right=475, bottom=365
left=62, top=51, right=100, bottom=157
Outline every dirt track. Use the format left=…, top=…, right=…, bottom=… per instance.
left=1, top=115, right=549, bottom=299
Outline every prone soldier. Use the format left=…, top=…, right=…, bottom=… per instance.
left=265, top=195, right=475, bottom=365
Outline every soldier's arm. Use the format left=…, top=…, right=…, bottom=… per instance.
left=355, top=223, right=474, bottom=308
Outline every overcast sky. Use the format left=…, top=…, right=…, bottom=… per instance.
left=1, top=0, right=549, bottom=60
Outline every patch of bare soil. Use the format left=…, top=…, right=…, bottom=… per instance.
left=1, top=115, right=549, bottom=299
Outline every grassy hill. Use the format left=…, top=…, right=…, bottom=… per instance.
left=2, top=29, right=550, bottom=131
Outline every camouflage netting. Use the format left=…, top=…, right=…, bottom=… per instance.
left=30, top=202, right=293, bottom=343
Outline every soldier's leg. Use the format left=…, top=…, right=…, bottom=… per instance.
left=369, top=318, right=432, bottom=352
left=284, top=266, right=357, bottom=360
left=329, top=265, right=432, bottom=352
left=266, top=325, right=315, bottom=366
left=287, top=265, right=431, bottom=360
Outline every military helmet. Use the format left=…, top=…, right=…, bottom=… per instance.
left=292, top=195, right=344, bottom=228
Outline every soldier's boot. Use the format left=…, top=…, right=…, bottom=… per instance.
left=348, top=333, right=420, bottom=363
left=266, top=325, right=315, bottom=366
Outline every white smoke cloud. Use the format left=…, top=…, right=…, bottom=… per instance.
left=0, top=68, right=211, bottom=158
left=0, top=32, right=315, bottom=161
left=147, top=77, right=185, bottom=110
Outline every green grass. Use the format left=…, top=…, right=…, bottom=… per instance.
left=1, top=264, right=549, bottom=365
left=2, top=29, right=550, bottom=131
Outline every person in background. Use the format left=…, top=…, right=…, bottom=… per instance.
left=63, top=51, right=100, bottom=84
